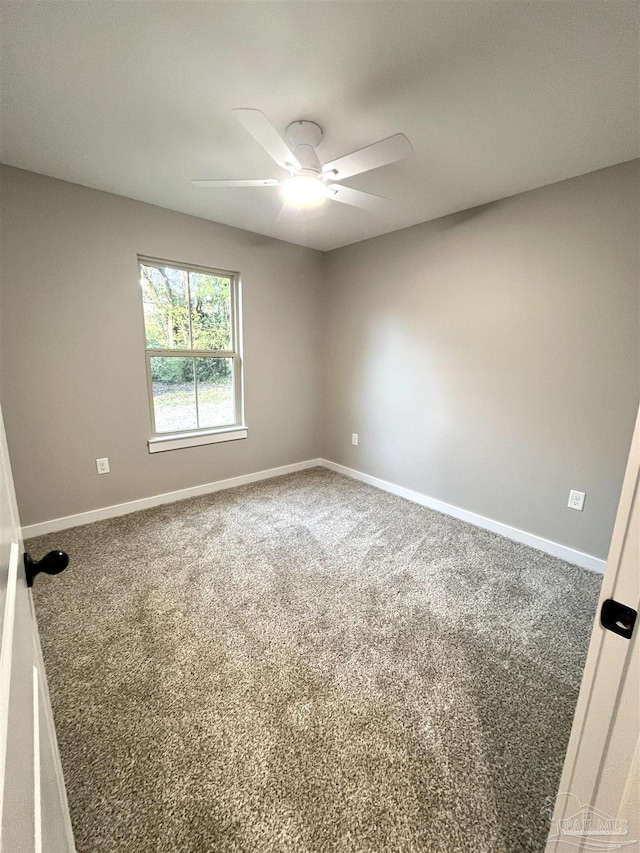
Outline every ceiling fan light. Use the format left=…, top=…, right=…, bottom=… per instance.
left=282, top=175, right=328, bottom=207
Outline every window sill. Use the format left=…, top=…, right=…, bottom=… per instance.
left=148, top=427, right=248, bottom=454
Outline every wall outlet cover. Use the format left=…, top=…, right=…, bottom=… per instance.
left=568, top=489, right=585, bottom=511
left=96, top=457, right=110, bottom=475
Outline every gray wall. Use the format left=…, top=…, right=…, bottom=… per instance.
left=0, top=166, right=324, bottom=526
left=1, top=162, right=638, bottom=560
left=321, top=161, right=640, bottom=560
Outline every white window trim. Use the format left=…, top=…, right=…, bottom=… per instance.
left=148, top=427, right=248, bottom=454
left=138, top=255, right=246, bottom=453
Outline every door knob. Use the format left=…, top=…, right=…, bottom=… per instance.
left=600, top=598, right=637, bottom=640
left=24, top=550, right=69, bottom=588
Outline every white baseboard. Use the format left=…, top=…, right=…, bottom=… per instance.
left=320, top=459, right=606, bottom=574
left=22, top=459, right=323, bottom=539
left=23, top=455, right=606, bottom=574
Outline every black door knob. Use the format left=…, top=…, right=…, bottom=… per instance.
left=24, top=550, right=69, bottom=588
left=600, top=598, right=637, bottom=640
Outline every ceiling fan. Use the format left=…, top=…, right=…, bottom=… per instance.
left=192, top=109, right=413, bottom=221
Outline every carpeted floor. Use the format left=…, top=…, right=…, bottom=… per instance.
left=28, top=468, right=602, bottom=853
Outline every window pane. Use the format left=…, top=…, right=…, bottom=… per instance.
left=189, top=272, right=231, bottom=350
left=141, top=264, right=190, bottom=349
left=196, top=358, right=235, bottom=428
left=150, top=357, right=196, bottom=433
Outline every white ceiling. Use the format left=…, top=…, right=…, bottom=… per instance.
left=1, top=2, right=638, bottom=252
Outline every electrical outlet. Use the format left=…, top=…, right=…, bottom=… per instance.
left=568, top=489, right=585, bottom=511
left=96, top=457, right=110, bottom=475
left=351, top=433, right=358, bottom=446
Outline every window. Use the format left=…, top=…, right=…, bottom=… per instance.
left=139, top=257, right=245, bottom=452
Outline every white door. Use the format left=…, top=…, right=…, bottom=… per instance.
left=0, top=404, right=75, bottom=852
left=546, top=406, right=639, bottom=851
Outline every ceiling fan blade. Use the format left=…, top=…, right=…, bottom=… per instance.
left=191, top=179, right=280, bottom=188
left=276, top=201, right=302, bottom=223
left=232, top=108, right=301, bottom=172
left=327, top=184, right=387, bottom=209
left=322, top=133, right=413, bottom=181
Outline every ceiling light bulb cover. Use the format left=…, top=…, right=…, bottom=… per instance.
left=282, top=175, right=328, bottom=206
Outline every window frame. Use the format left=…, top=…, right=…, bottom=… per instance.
left=138, top=255, right=246, bottom=452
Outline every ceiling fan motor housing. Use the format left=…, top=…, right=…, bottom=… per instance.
left=286, top=120, right=323, bottom=174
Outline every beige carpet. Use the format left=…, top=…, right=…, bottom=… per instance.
left=28, top=468, right=601, bottom=853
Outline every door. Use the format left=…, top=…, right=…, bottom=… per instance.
left=546, top=406, right=639, bottom=851
left=0, top=404, right=75, bottom=852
